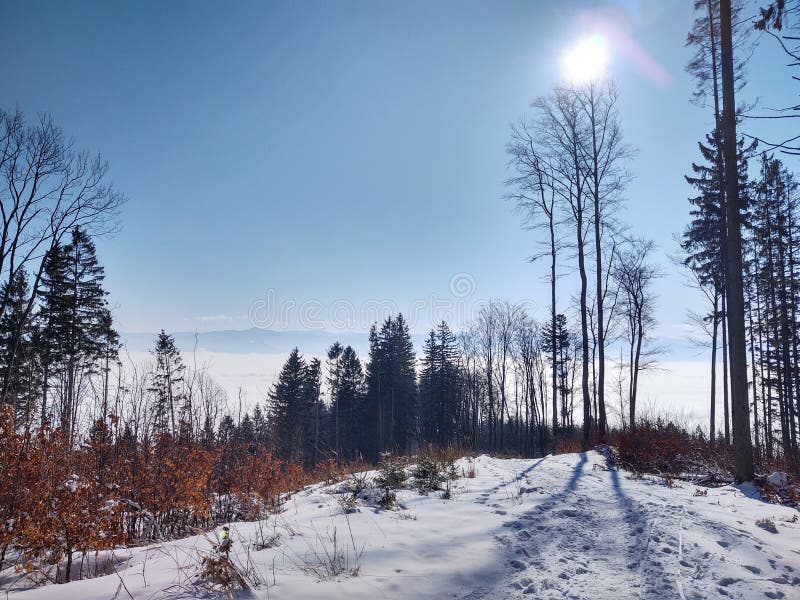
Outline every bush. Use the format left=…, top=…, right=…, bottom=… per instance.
left=200, top=554, right=248, bottom=591
left=609, top=420, right=734, bottom=484
left=411, top=446, right=458, bottom=495
left=373, top=453, right=407, bottom=509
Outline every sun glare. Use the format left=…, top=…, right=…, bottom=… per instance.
left=561, top=34, right=609, bottom=84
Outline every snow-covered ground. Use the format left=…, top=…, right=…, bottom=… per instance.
left=5, top=451, right=800, bottom=599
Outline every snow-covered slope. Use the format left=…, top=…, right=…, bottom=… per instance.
left=6, top=452, right=799, bottom=599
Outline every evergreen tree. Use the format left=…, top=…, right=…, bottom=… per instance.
left=236, top=412, right=255, bottom=447
left=329, top=345, right=366, bottom=459
left=682, top=127, right=754, bottom=442
left=217, top=414, right=236, bottom=446
left=151, top=330, right=185, bottom=437
left=0, top=269, right=38, bottom=425
left=749, top=155, right=800, bottom=458
left=268, top=348, right=311, bottom=461
left=541, top=314, right=573, bottom=429
left=97, top=311, right=120, bottom=421
left=326, top=342, right=343, bottom=454
left=35, top=245, right=70, bottom=428
left=365, top=314, right=417, bottom=457
left=251, top=404, right=270, bottom=445
left=304, top=356, right=324, bottom=465
left=418, top=321, right=461, bottom=446
left=33, top=228, right=116, bottom=443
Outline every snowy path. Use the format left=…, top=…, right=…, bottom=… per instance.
left=4, top=451, right=799, bottom=599
left=465, top=453, right=799, bottom=599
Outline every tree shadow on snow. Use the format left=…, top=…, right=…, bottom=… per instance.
left=469, top=452, right=677, bottom=598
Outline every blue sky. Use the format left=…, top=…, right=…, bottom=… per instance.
left=0, top=0, right=793, bottom=343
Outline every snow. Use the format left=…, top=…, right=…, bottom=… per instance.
left=4, top=451, right=799, bottom=599
left=768, top=472, right=790, bottom=488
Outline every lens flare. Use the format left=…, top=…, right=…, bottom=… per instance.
left=561, top=34, right=609, bottom=84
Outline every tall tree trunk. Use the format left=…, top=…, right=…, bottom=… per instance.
left=550, top=217, right=558, bottom=434
left=719, top=0, right=754, bottom=481
left=722, top=292, right=731, bottom=443
left=711, top=293, right=719, bottom=442
left=578, top=220, right=591, bottom=448
left=747, top=278, right=761, bottom=459
left=590, top=86, right=607, bottom=438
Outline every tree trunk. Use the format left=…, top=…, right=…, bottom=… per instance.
left=550, top=217, right=558, bottom=434
left=722, top=292, right=730, bottom=443
left=711, top=293, right=719, bottom=442
left=719, top=0, right=754, bottom=481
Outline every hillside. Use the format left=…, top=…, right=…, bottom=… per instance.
left=5, top=452, right=799, bottom=599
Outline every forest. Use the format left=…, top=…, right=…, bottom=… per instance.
left=0, top=0, right=798, bottom=590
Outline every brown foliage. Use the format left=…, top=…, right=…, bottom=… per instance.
left=0, top=408, right=316, bottom=584
left=609, top=420, right=734, bottom=485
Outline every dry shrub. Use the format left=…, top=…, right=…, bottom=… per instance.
left=609, top=420, right=733, bottom=484
left=200, top=554, right=248, bottom=591
left=755, top=517, right=778, bottom=534
left=555, top=436, right=584, bottom=455
left=609, top=422, right=727, bottom=484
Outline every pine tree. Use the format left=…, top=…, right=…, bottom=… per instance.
left=749, top=155, right=800, bottom=459
left=304, top=357, right=324, bottom=465
left=334, top=346, right=366, bottom=459
left=251, top=404, right=269, bottom=446
left=683, top=127, right=754, bottom=442
left=541, top=314, right=572, bottom=430
left=151, top=330, right=185, bottom=437
left=719, top=0, right=755, bottom=480
left=236, top=413, right=255, bottom=446
left=217, top=414, right=236, bottom=446
left=35, top=245, right=70, bottom=428
left=0, top=269, right=38, bottom=425
left=98, top=311, right=120, bottom=422
left=34, top=228, right=115, bottom=443
left=418, top=321, right=461, bottom=446
left=268, top=348, right=311, bottom=461
left=326, top=342, right=343, bottom=454
left=366, top=315, right=417, bottom=457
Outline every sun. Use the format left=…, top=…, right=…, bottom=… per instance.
left=561, top=34, right=610, bottom=84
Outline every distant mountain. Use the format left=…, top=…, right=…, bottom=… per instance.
left=121, top=327, right=700, bottom=361
left=121, top=327, right=428, bottom=357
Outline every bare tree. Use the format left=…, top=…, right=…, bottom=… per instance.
left=475, top=302, right=496, bottom=449
left=575, top=81, right=632, bottom=438
left=491, top=301, right=523, bottom=450
left=533, top=87, right=592, bottom=446
left=506, top=122, right=563, bottom=433
left=614, top=238, right=661, bottom=429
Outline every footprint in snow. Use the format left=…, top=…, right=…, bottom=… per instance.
left=745, top=564, right=762, bottom=574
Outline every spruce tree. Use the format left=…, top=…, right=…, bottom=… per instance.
left=541, top=314, right=572, bottom=429
left=304, top=356, right=324, bottom=465
left=151, top=330, right=185, bottom=437
left=418, top=321, right=461, bottom=446
left=35, top=245, right=70, bottom=428
left=34, top=228, right=116, bottom=443
left=0, top=269, right=38, bottom=425
left=683, top=127, right=754, bottom=442
left=268, top=348, right=311, bottom=461
left=334, top=346, right=366, bottom=458
left=366, top=315, right=417, bottom=456
left=326, top=342, right=343, bottom=454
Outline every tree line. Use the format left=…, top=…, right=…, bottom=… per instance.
left=267, top=298, right=660, bottom=463
left=680, top=0, right=800, bottom=475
